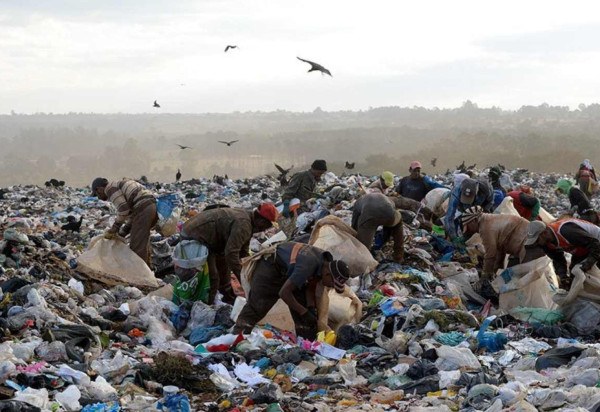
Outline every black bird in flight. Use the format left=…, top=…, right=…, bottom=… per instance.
left=275, top=163, right=293, bottom=186
left=176, top=144, right=192, bottom=150
left=297, top=57, right=332, bottom=76
left=431, top=158, right=437, bottom=167
left=224, top=45, right=238, bottom=52
left=219, top=140, right=239, bottom=147
left=345, top=161, right=355, bottom=169
left=176, top=169, right=182, bottom=182
left=153, top=100, right=160, bottom=108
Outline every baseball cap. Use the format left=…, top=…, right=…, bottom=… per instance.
left=410, top=161, right=422, bottom=170
left=460, top=178, right=478, bottom=204
left=329, top=260, right=350, bottom=293
left=381, top=171, right=394, bottom=187
left=524, top=221, right=547, bottom=246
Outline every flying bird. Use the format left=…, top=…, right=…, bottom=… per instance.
left=218, top=140, right=239, bottom=147
left=345, top=161, right=355, bottom=170
left=297, top=57, right=332, bottom=76
left=224, top=45, right=238, bottom=52
left=176, top=169, right=181, bottom=182
left=431, top=158, right=437, bottom=167
left=176, top=144, right=192, bottom=150
left=153, top=100, right=160, bottom=108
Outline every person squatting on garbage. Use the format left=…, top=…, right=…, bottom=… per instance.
left=395, top=161, right=445, bottom=202
left=575, top=159, right=597, bottom=198
left=367, top=171, right=395, bottom=194
left=445, top=177, right=494, bottom=243
left=460, top=206, right=529, bottom=282
left=352, top=193, right=404, bottom=262
left=524, top=219, right=600, bottom=285
left=555, top=179, right=599, bottom=224
left=180, top=203, right=278, bottom=304
left=507, top=185, right=541, bottom=221
left=91, top=178, right=158, bottom=265
left=281, top=159, right=327, bottom=217
left=233, top=242, right=350, bottom=339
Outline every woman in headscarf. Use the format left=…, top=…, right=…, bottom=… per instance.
left=575, top=159, right=597, bottom=198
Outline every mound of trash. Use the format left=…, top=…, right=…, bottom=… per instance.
left=0, top=169, right=599, bottom=411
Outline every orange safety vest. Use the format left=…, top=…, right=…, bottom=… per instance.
left=547, top=218, right=600, bottom=257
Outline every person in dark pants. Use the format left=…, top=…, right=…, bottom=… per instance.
left=233, top=242, right=350, bottom=339
left=352, top=193, right=404, bottom=262
left=91, top=178, right=158, bottom=265
left=524, top=219, right=600, bottom=287
left=556, top=179, right=599, bottom=224
left=181, top=203, right=277, bottom=304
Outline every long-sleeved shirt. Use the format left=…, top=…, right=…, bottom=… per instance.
left=477, top=214, right=529, bottom=275
left=367, top=179, right=387, bottom=194
left=544, top=220, right=600, bottom=276
left=282, top=170, right=317, bottom=202
left=275, top=242, right=330, bottom=289
left=105, top=179, right=155, bottom=230
left=352, top=193, right=398, bottom=230
left=444, top=179, right=494, bottom=238
left=181, top=208, right=254, bottom=277
left=568, top=187, right=593, bottom=214
left=396, top=175, right=445, bottom=202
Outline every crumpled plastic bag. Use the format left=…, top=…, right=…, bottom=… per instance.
left=435, top=346, right=481, bottom=371
left=76, top=236, right=159, bottom=288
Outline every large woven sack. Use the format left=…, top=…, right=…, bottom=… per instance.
left=308, top=215, right=378, bottom=277
left=77, top=236, right=159, bottom=289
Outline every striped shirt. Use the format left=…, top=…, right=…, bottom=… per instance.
left=105, top=179, right=155, bottom=227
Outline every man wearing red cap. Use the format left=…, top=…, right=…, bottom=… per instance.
left=396, top=161, right=445, bottom=202
left=181, top=203, right=278, bottom=304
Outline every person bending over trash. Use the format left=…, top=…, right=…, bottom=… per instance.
left=395, top=161, right=445, bottom=202
left=282, top=160, right=327, bottom=217
left=507, top=185, right=541, bottom=221
left=181, top=203, right=277, bottom=304
left=556, top=179, right=599, bottom=225
left=460, top=206, right=529, bottom=288
left=352, top=192, right=404, bottom=262
left=367, top=171, right=395, bottom=194
left=445, top=177, right=494, bottom=245
left=91, top=178, right=157, bottom=265
left=523, top=219, right=600, bottom=287
left=233, top=242, right=350, bottom=339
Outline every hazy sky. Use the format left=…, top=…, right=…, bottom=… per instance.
left=2, top=0, right=600, bottom=114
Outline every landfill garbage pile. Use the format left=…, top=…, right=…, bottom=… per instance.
left=0, top=170, right=600, bottom=411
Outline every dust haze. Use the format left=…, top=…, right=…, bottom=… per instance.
left=1, top=101, right=599, bottom=187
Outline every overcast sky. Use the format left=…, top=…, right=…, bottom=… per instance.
left=2, top=0, right=600, bottom=114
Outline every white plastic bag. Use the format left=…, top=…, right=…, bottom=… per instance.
left=492, top=256, right=559, bottom=312
left=77, top=236, right=159, bottom=288
left=171, top=240, right=209, bottom=269
left=435, top=346, right=481, bottom=371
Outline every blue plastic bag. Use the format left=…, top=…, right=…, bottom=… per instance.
left=81, top=402, right=121, bottom=412
left=157, top=393, right=191, bottom=412
left=189, top=326, right=225, bottom=346
left=477, top=316, right=507, bottom=352
left=157, top=194, right=180, bottom=220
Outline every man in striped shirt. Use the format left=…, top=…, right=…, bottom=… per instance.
left=91, top=178, right=158, bottom=265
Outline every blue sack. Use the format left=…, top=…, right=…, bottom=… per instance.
left=157, top=194, right=180, bottom=219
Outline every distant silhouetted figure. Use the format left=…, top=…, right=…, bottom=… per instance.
left=297, top=57, right=332, bottom=76
left=431, top=158, right=437, bottom=167
left=224, top=45, right=238, bottom=52
left=218, top=140, right=239, bottom=147
left=153, top=100, right=160, bottom=108
left=176, top=144, right=192, bottom=150
left=176, top=169, right=182, bottom=182
left=345, top=161, right=355, bottom=170
left=61, top=215, right=83, bottom=232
